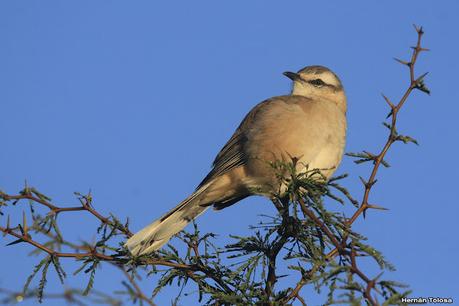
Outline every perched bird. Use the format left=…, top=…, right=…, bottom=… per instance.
left=125, top=65, right=347, bottom=255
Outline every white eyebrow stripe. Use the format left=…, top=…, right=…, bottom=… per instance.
left=300, top=71, right=342, bottom=89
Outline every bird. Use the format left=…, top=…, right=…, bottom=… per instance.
left=125, top=65, right=347, bottom=256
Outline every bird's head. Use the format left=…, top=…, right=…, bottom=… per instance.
left=284, top=66, right=346, bottom=113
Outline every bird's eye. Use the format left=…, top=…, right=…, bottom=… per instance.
left=309, top=79, right=326, bottom=87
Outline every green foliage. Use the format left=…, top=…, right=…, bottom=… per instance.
left=0, top=161, right=412, bottom=305
left=117, top=161, right=410, bottom=305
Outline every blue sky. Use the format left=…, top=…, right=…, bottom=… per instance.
left=1, top=1, right=458, bottom=305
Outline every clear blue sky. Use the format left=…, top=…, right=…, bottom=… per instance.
left=1, top=1, right=458, bottom=305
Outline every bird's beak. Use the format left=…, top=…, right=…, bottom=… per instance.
left=283, top=71, right=300, bottom=81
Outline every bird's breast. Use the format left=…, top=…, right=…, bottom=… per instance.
left=243, top=98, right=346, bottom=189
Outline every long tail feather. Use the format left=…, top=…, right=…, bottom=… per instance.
left=125, top=184, right=211, bottom=256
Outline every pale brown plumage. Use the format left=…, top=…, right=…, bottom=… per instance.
left=125, top=65, right=347, bottom=255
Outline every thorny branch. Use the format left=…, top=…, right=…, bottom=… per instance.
left=0, top=189, right=132, bottom=237
left=119, top=267, right=156, bottom=306
left=283, top=25, right=429, bottom=305
left=0, top=188, right=239, bottom=303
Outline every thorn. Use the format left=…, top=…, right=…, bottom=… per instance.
left=18, top=224, right=24, bottom=236
left=361, top=179, right=377, bottom=189
left=3, top=215, right=10, bottom=237
left=411, top=46, right=429, bottom=54
left=23, top=211, right=28, bottom=236
left=413, top=24, right=424, bottom=34
left=381, top=94, right=395, bottom=109
left=6, top=238, right=25, bottom=246
left=382, top=122, right=392, bottom=130
left=367, top=204, right=389, bottom=211
left=369, top=179, right=377, bottom=188
left=386, top=110, right=394, bottom=119
left=362, top=151, right=376, bottom=158
left=393, top=58, right=410, bottom=66
left=415, top=71, right=429, bottom=82
left=359, top=176, right=368, bottom=187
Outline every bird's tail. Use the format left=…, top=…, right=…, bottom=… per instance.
left=125, top=183, right=212, bottom=256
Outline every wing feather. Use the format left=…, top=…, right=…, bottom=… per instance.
left=196, top=97, right=282, bottom=188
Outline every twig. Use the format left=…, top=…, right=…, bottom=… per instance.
left=120, top=267, right=156, bottom=306
left=0, top=190, right=132, bottom=237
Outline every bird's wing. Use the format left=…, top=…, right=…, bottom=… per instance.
left=196, top=97, right=283, bottom=188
